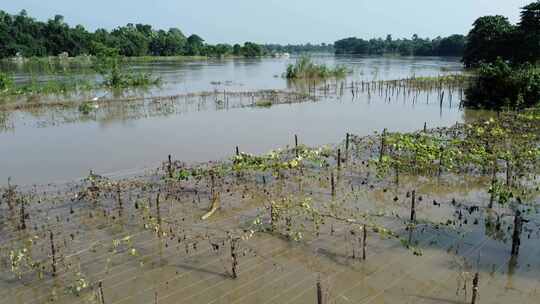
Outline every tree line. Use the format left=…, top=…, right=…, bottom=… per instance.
left=333, top=34, right=466, bottom=57
left=263, top=43, right=334, bottom=54
left=462, top=1, right=540, bottom=67
left=0, top=10, right=266, bottom=58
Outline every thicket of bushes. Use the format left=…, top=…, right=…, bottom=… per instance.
left=464, top=1, right=540, bottom=109
left=285, top=56, right=348, bottom=79
left=465, top=60, right=540, bottom=109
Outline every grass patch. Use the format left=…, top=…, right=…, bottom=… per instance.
left=0, top=72, right=13, bottom=92
left=254, top=100, right=273, bottom=108
left=103, top=70, right=160, bottom=88
left=0, top=72, right=95, bottom=98
left=94, top=52, right=161, bottom=89
left=78, top=101, right=97, bottom=114
left=285, top=55, right=349, bottom=79
left=0, top=55, right=161, bottom=99
left=406, top=74, right=470, bottom=86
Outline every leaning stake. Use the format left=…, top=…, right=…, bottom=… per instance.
left=98, top=281, right=105, bottom=304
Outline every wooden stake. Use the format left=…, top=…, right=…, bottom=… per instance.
left=295, top=134, right=299, bottom=158
left=167, top=155, right=173, bottom=179
left=506, top=159, right=512, bottom=187
left=489, top=161, right=497, bottom=209
left=362, top=224, right=367, bottom=261
left=379, top=128, right=387, bottom=162
left=317, top=278, right=323, bottom=304
left=337, top=149, right=341, bottom=170
left=438, top=146, right=444, bottom=178
left=19, top=198, right=26, bottom=230
left=116, top=184, right=122, bottom=219
left=210, top=171, right=215, bottom=198
left=231, top=238, right=239, bottom=279
left=471, top=272, right=479, bottom=304
left=156, top=193, right=162, bottom=237
left=49, top=230, right=57, bottom=277
left=345, top=133, right=350, bottom=155
left=98, top=281, right=105, bottom=304
left=331, top=172, right=335, bottom=198
left=511, top=210, right=523, bottom=256
left=410, top=190, right=416, bottom=224
left=270, top=202, right=277, bottom=232
left=6, top=177, right=14, bottom=212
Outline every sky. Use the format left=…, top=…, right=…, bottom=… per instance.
left=1, top=0, right=533, bottom=44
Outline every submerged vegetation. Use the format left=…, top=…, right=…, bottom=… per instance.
left=1, top=3, right=540, bottom=303
left=0, top=71, right=94, bottom=99
left=92, top=48, right=160, bottom=88
left=286, top=56, right=349, bottom=79
left=0, top=49, right=161, bottom=99
left=0, top=72, right=12, bottom=92
left=0, top=109, right=538, bottom=302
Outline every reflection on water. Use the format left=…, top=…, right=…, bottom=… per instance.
left=0, top=55, right=477, bottom=185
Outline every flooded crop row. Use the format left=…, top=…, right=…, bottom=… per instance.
left=0, top=109, right=538, bottom=304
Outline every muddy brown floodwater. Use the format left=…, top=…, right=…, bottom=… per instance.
left=0, top=121, right=538, bottom=304
left=0, top=55, right=468, bottom=185
left=2, top=54, right=538, bottom=304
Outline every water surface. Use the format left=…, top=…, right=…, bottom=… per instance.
left=0, top=55, right=469, bottom=185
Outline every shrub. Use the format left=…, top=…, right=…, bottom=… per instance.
left=0, top=72, right=13, bottom=92
left=285, top=55, right=348, bottom=79
left=254, top=100, right=272, bottom=108
left=93, top=50, right=160, bottom=88
left=464, top=59, right=540, bottom=109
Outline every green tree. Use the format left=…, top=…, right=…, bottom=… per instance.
left=436, top=35, right=466, bottom=56
left=463, top=15, right=515, bottom=67
left=111, top=24, right=150, bottom=56
left=186, top=34, right=204, bottom=55
left=241, top=42, right=264, bottom=57
left=233, top=44, right=242, bottom=56
left=517, top=1, right=540, bottom=63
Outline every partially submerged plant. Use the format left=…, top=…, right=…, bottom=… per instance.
left=286, top=55, right=349, bottom=79
left=0, top=72, right=13, bottom=93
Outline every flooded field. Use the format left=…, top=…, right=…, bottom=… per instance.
left=0, top=109, right=538, bottom=304
left=2, top=54, right=539, bottom=304
left=0, top=55, right=467, bottom=185
left=2, top=0, right=540, bottom=302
